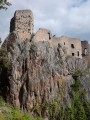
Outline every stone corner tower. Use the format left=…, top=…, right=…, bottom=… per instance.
left=10, top=10, right=34, bottom=41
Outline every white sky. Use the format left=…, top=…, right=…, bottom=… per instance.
left=0, top=0, right=90, bottom=42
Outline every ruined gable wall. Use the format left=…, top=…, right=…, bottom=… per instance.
left=33, top=28, right=52, bottom=42
left=10, top=10, right=34, bottom=41
left=33, top=29, right=61, bottom=48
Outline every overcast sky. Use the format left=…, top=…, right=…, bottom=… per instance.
left=0, top=0, right=90, bottom=42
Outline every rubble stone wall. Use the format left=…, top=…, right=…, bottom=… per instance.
left=10, top=10, right=34, bottom=41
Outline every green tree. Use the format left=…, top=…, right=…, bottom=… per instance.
left=83, top=101, right=90, bottom=120
left=0, top=0, right=11, bottom=10
left=64, top=106, right=75, bottom=120
left=74, top=99, right=86, bottom=120
left=0, top=48, right=9, bottom=99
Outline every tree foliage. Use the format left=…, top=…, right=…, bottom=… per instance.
left=0, top=96, right=43, bottom=120
left=41, top=75, right=90, bottom=120
left=0, top=0, right=11, bottom=10
left=0, top=47, right=9, bottom=99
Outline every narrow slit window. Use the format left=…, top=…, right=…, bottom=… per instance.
left=48, top=32, right=51, bottom=40
left=77, top=51, right=79, bottom=56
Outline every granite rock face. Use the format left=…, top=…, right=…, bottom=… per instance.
left=1, top=32, right=89, bottom=117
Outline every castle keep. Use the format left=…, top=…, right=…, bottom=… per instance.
left=10, top=10, right=34, bottom=41
left=10, top=10, right=90, bottom=64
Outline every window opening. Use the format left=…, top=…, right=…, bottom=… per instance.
left=84, top=48, right=88, bottom=55
left=71, top=44, right=74, bottom=48
left=72, top=53, right=74, bottom=56
left=48, top=32, right=51, bottom=40
left=77, top=51, right=79, bottom=56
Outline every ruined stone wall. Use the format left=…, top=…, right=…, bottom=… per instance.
left=10, top=10, right=34, bottom=41
left=81, top=41, right=89, bottom=56
left=33, top=28, right=52, bottom=42
left=81, top=41, right=90, bottom=65
left=33, top=29, right=82, bottom=58
left=58, top=36, right=82, bottom=58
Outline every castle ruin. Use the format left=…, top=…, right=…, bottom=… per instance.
left=33, top=29, right=83, bottom=59
left=10, top=10, right=90, bottom=64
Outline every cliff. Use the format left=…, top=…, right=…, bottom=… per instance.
left=0, top=32, right=90, bottom=119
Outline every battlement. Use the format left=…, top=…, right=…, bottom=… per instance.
left=10, top=10, right=34, bottom=41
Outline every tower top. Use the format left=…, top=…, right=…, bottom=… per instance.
left=10, top=10, right=34, bottom=41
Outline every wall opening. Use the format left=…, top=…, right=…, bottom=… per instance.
left=28, top=29, right=31, bottom=33
left=72, top=53, right=74, bottom=56
left=57, top=81, right=60, bottom=89
left=84, top=48, right=88, bottom=55
left=64, top=42, right=65, bottom=45
left=77, top=51, right=79, bottom=56
left=71, top=44, right=74, bottom=48
left=48, top=32, right=51, bottom=40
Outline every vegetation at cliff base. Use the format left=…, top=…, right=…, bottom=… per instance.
left=57, top=76, right=90, bottom=120
left=0, top=97, right=43, bottom=120
left=38, top=71, right=90, bottom=120
left=0, top=48, right=9, bottom=98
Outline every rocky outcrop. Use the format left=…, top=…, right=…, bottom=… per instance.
left=1, top=32, right=89, bottom=118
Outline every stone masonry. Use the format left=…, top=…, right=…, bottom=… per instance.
left=33, top=29, right=82, bottom=59
left=10, top=10, right=34, bottom=41
left=59, top=36, right=82, bottom=58
left=9, top=9, right=90, bottom=63
left=33, top=28, right=52, bottom=42
left=81, top=41, right=90, bottom=65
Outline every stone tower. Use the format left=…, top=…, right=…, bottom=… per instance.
left=10, top=10, right=34, bottom=41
